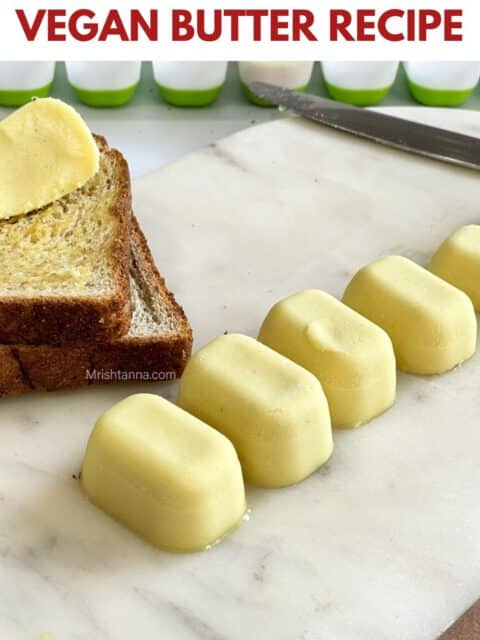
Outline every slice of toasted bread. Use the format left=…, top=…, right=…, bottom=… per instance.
left=0, top=216, right=192, bottom=397
left=0, top=135, right=132, bottom=344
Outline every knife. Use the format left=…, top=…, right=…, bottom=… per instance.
left=249, top=82, right=480, bottom=171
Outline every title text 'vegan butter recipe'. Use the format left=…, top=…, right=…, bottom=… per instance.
left=15, top=8, right=462, bottom=43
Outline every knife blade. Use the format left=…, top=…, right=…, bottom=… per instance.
left=249, top=82, right=480, bottom=171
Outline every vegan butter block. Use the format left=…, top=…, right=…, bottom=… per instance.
left=343, top=256, right=477, bottom=375
left=178, top=334, right=333, bottom=488
left=258, top=290, right=396, bottom=428
left=82, top=394, right=246, bottom=552
left=0, top=98, right=99, bottom=220
left=430, top=225, right=480, bottom=310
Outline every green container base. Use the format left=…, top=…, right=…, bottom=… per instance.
left=242, top=82, right=308, bottom=107
left=72, top=84, right=138, bottom=108
left=406, top=80, right=475, bottom=107
left=157, top=85, right=223, bottom=107
left=0, top=84, right=52, bottom=107
left=324, top=82, right=393, bottom=107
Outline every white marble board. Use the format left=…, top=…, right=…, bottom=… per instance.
left=1, top=108, right=479, bottom=640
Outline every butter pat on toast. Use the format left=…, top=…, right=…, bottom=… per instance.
left=0, top=98, right=99, bottom=220
left=0, top=216, right=192, bottom=397
left=0, top=135, right=132, bottom=344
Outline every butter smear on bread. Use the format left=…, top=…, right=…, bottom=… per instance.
left=0, top=97, right=99, bottom=219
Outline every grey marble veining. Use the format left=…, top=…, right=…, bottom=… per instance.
left=1, top=108, right=480, bottom=640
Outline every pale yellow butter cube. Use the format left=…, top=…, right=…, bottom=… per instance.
left=430, top=225, right=480, bottom=310
left=82, top=394, right=246, bottom=552
left=343, top=256, right=477, bottom=375
left=258, top=290, right=396, bottom=428
left=0, top=98, right=99, bottom=219
left=178, top=334, right=333, bottom=488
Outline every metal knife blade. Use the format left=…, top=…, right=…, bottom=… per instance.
left=249, top=82, right=480, bottom=171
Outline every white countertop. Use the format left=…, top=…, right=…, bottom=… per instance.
left=0, top=61, right=437, bottom=179
left=1, top=78, right=479, bottom=640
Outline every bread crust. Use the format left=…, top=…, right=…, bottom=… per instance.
left=0, top=216, right=193, bottom=397
left=0, top=135, right=132, bottom=345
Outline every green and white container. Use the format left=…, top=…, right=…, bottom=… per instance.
left=404, top=62, right=480, bottom=107
left=239, top=62, right=314, bottom=106
left=322, top=62, right=399, bottom=106
left=0, top=62, right=55, bottom=107
left=153, top=62, right=228, bottom=107
left=66, top=62, right=141, bottom=107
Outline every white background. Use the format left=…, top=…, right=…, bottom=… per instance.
left=0, top=0, right=478, bottom=60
